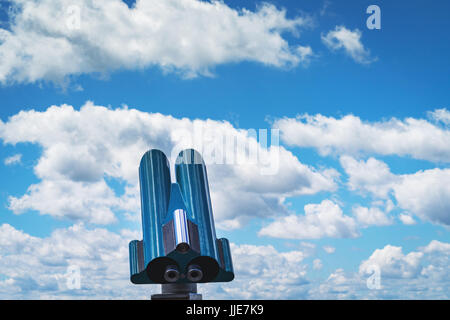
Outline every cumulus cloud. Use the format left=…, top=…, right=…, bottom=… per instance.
left=393, top=168, right=450, bottom=226
left=360, top=245, right=423, bottom=279
left=340, top=156, right=396, bottom=198
left=323, top=245, right=335, bottom=254
left=4, top=153, right=21, bottom=165
left=0, top=0, right=312, bottom=84
left=0, top=223, right=313, bottom=299
left=8, top=180, right=119, bottom=224
left=275, top=111, right=450, bottom=162
left=428, top=108, right=450, bottom=125
left=352, top=206, right=393, bottom=227
left=1, top=222, right=448, bottom=299
left=0, top=223, right=149, bottom=299
left=421, top=240, right=450, bottom=254
left=311, top=268, right=363, bottom=299
left=313, top=259, right=323, bottom=270
left=312, top=241, right=450, bottom=299
left=399, top=213, right=416, bottom=225
left=340, top=156, right=450, bottom=226
left=0, top=102, right=337, bottom=227
left=360, top=241, right=450, bottom=287
left=205, top=243, right=309, bottom=299
left=321, top=26, right=375, bottom=64
left=297, top=45, right=314, bottom=65
left=258, top=200, right=359, bottom=239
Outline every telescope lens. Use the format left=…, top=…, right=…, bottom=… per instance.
left=164, top=265, right=180, bottom=283
left=187, top=265, right=203, bottom=282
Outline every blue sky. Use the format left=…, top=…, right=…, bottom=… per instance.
left=0, top=0, right=449, bottom=299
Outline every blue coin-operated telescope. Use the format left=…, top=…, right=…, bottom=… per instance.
left=129, top=149, right=234, bottom=299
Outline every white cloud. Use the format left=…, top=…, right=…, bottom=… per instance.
left=399, top=213, right=416, bottom=225
left=1, top=223, right=448, bottom=299
left=0, top=223, right=148, bottom=299
left=323, top=245, right=335, bottom=254
left=319, top=1, right=332, bottom=17
left=360, top=245, right=423, bottom=279
left=0, top=223, right=35, bottom=251
left=4, top=153, right=22, bottom=165
left=340, top=156, right=450, bottom=226
left=0, top=102, right=337, bottom=227
left=360, top=241, right=450, bottom=286
left=275, top=111, right=450, bottom=162
left=297, top=45, right=314, bottom=65
left=295, top=241, right=450, bottom=299
left=421, top=240, right=450, bottom=254
left=428, top=108, right=450, bottom=125
left=353, top=206, right=393, bottom=227
left=258, top=200, right=359, bottom=239
left=8, top=180, right=119, bottom=224
left=310, top=240, right=450, bottom=299
left=0, top=223, right=312, bottom=299
left=321, top=26, right=375, bottom=64
left=393, top=168, right=450, bottom=226
left=207, top=243, right=309, bottom=299
left=0, top=0, right=312, bottom=84
left=326, top=269, right=351, bottom=286
left=313, top=241, right=450, bottom=299
left=340, top=156, right=396, bottom=198
left=309, top=268, right=363, bottom=299
left=313, top=259, right=323, bottom=270
left=384, top=199, right=395, bottom=213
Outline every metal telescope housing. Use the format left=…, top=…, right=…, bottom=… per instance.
left=129, top=149, right=234, bottom=294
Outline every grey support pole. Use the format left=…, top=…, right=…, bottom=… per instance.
left=151, top=283, right=202, bottom=300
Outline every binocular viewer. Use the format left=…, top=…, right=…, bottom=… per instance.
left=129, top=149, right=234, bottom=287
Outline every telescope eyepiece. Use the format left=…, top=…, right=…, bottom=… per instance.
left=187, top=264, right=203, bottom=282
left=164, top=265, right=180, bottom=283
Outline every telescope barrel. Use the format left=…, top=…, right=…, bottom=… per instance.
left=139, top=149, right=171, bottom=266
left=175, top=149, right=220, bottom=263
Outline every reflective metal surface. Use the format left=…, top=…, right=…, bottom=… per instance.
left=129, top=148, right=234, bottom=287
left=175, top=149, right=220, bottom=263
left=173, top=209, right=190, bottom=252
left=138, top=150, right=171, bottom=267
